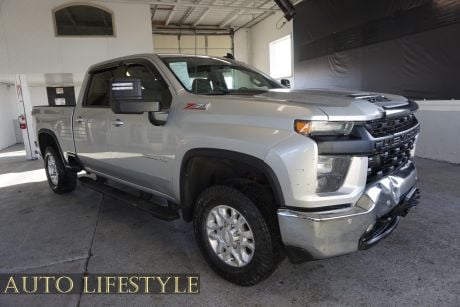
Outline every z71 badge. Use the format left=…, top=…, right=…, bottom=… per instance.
left=184, top=103, right=210, bottom=110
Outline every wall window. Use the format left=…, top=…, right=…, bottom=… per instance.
left=54, top=5, right=114, bottom=36
left=269, top=35, right=292, bottom=79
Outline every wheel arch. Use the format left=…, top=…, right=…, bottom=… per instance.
left=38, top=129, right=66, bottom=164
left=179, top=148, right=285, bottom=222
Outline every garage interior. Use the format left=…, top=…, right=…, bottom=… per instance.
left=0, top=0, right=459, bottom=305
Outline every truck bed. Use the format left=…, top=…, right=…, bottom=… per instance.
left=32, top=106, right=76, bottom=161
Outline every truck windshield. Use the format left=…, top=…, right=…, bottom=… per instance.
left=160, top=56, right=283, bottom=95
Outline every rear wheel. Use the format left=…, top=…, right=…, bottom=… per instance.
left=193, top=185, right=283, bottom=286
left=44, top=147, right=77, bottom=194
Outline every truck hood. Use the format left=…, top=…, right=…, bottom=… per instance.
left=254, top=89, right=411, bottom=121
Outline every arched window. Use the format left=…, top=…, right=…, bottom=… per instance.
left=54, top=5, right=114, bottom=36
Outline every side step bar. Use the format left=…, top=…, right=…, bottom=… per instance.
left=78, top=177, right=180, bottom=221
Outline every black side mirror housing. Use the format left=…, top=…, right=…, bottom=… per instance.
left=280, top=79, right=291, bottom=88
left=110, top=77, right=160, bottom=114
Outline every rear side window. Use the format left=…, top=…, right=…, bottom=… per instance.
left=85, top=67, right=119, bottom=107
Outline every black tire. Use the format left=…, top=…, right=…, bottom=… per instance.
left=225, top=179, right=285, bottom=265
left=44, top=146, right=77, bottom=194
left=193, top=185, right=284, bottom=286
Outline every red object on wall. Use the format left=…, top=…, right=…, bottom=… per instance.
left=18, top=115, right=27, bottom=130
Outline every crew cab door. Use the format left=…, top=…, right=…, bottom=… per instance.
left=106, top=60, right=175, bottom=198
left=74, top=64, right=122, bottom=173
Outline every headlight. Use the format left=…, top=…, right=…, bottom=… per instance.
left=316, top=155, right=351, bottom=193
left=294, top=120, right=354, bottom=136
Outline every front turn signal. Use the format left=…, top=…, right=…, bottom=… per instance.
left=294, top=120, right=354, bottom=136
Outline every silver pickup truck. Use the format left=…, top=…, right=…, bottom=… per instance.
left=32, top=54, right=420, bottom=286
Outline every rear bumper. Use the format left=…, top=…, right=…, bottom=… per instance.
left=277, top=160, right=419, bottom=262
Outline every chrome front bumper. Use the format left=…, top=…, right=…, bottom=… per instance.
left=277, top=161, right=418, bottom=261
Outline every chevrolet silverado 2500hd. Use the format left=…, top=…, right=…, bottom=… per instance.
left=32, top=54, right=420, bottom=286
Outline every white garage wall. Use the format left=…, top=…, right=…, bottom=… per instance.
left=233, top=29, right=249, bottom=64
left=0, top=83, right=19, bottom=150
left=247, top=12, right=293, bottom=78
left=0, top=0, right=153, bottom=100
left=0, top=0, right=153, bottom=76
left=0, top=0, right=154, bottom=157
left=415, top=101, right=460, bottom=164
left=19, top=73, right=79, bottom=107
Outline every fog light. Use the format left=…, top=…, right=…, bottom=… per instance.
left=316, top=156, right=351, bottom=193
left=356, top=194, right=375, bottom=211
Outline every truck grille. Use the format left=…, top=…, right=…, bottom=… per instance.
left=366, top=114, right=419, bottom=183
left=365, top=113, right=417, bottom=138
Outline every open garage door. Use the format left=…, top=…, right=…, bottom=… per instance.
left=153, top=34, right=233, bottom=57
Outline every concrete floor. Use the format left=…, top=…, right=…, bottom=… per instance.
left=0, top=144, right=459, bottom=306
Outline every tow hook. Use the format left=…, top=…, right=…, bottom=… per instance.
left=385, top=187, right=420, bottom=218
left=359, top=187, right=420, bottom=250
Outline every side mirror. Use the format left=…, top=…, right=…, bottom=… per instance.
left=280, top=79, right=291, bottom=88
left=110, top=77, right=160, bottom=114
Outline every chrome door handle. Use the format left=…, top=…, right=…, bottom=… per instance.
left=112, top=119, right=124, bottom=127
left=76, top=116, right=84, bottom=124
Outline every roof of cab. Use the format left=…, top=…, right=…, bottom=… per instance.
left=88, top=53, right=233, bottom=71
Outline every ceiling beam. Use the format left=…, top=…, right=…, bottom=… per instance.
left=152, top=24, right=232, bottom=35
left=235, top=0, right=283, bottom=30
left=237, top=11, right=273, bottom=29
left=153, top=29, right=232, bottom=35
left=151, top=4, right=157, bottom=21
left=219, top=9, right=244, bottom=28
left=165, top=0, right=180, bottom=25
left=243, top=0, right=302, bottom=29
left=179, top=0, right=199, bottom=25
left=192, top=0, right=216, bottom=27
left=219, top=0, right=272, bottom=29
left=149, top=1, right=278, bottom=14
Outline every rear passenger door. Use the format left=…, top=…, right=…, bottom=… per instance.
left=74, top=64, right=122, bottom=174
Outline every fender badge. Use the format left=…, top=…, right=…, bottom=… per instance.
left=184, top=102, right=210, bottom=110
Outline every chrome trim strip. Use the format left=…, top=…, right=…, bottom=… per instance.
left=278, top=202, right=373, bottom=222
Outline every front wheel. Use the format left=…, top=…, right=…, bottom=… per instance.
left=193, top=185, right=281, bottom=286
left=44, top=147, right=77, bottom=194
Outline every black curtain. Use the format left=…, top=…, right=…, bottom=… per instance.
left=293, top=0, right=460, bottom=99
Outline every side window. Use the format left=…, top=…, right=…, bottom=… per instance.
left=85, top=67, right=118, bottom=107
left=124, top=64, right=172, bottom=110
left=222, top=68, right=270, bottom=90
